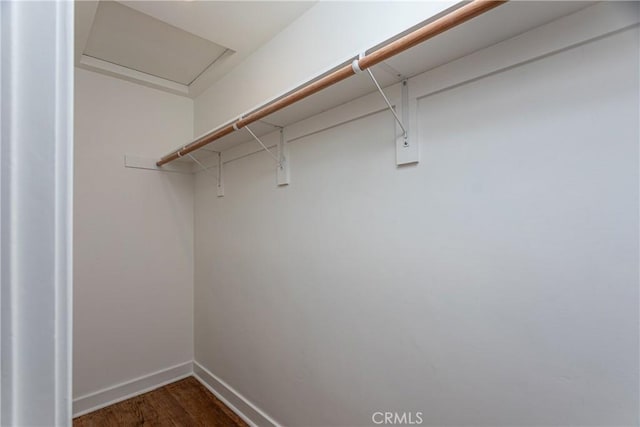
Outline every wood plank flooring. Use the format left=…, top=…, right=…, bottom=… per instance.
left=74, top=377, right=248, bottom=427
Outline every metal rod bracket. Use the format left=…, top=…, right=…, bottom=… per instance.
left=216, top=152, right=224, bottom=197
left=396, top=79, right=419, bottom=165
left=351, top=52, right=365, bottom=74
left=277, top=129, right=290, bottom=186
left=187, top=152, right=224, bottom=197
left=366, top=71, right=418, bottom=165
left=245, top=125, right=281, bottom=167
left=366, top=68, right=407, bottom=138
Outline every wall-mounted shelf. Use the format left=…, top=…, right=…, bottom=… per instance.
left=160, top=1, right=592, bottom=162
left=127, top=1, right=597, bottom=196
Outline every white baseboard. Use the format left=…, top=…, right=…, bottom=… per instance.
left=73, top=360, right=280, bottom=426
left=73, top=361, right=193, bottom=417
left=193, top=361, right=281, bottom=427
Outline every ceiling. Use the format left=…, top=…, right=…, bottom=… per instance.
left=75, top=0, right=315, bottom=97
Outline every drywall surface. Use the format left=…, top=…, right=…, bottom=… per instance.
left=193, top=1, right=456, bottom=135
left=193, top=7, right=639, bottom=427
left=74, top=69, right=194, bottom=402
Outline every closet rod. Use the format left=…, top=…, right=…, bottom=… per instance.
left=157, top=0, right=505, bottom=167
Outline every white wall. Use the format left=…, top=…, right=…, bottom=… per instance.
left=74, top=69, right=194, bottom=410
left=193, top=4, right=639, bottom=426
left=194, top=1, right=455, bottom=135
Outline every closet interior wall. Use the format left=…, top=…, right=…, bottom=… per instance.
left=73, top=69, right=194, bottom=415
left=193, top=2, right=639, bottom=426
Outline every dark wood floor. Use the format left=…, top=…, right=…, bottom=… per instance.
left=74, top=376, right=248, bottom=427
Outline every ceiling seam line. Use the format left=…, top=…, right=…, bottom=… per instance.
left=187, top=48, right=233, bottom=87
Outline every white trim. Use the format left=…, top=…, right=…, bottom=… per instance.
left=193, top=361, right=281, bottom=427
left=78, top=55, right=190, bottom=96
left=55, top=0, right=74, bottom=424
left=72, top=361, right=279, bottom=425
left=1, top=1, right=74, bottom=424
left=72, top=361, right=193, bottom=417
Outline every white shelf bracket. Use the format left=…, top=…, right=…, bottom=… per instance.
left=216, top=152, right=224, bottom=197
left=277, top=128, right=290, bottom=186
left=244, top=125, right=282, bottom=167
left=362, top=68, right=418, bottom=165
left=188, top=152, right=224, bottom=197
left=397, top=79, right=419, bottom=165
left=365, top=68, right=407, bottom=144
left=245, top=125, right=289, bottom=187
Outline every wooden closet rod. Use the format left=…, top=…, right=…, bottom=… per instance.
left=157, top=0, right=505, bottom=167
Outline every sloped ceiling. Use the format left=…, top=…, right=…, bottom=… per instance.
left=75, top=0, right=315, bottom=97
